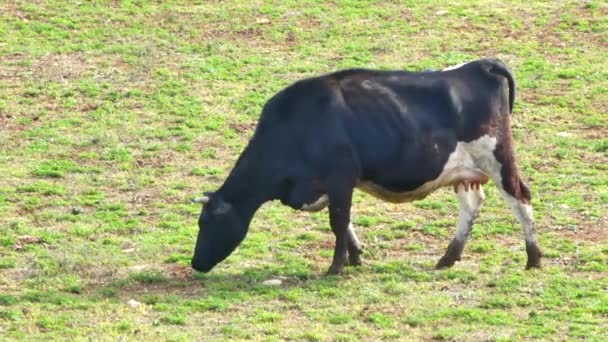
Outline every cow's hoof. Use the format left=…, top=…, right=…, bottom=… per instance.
left=525, top=242, right=542, bottom=270
left=347, top=257, right=362, bottom=267
left=525, top=262, right=541, bottom=270
left=435, top=240, right=464, bottom=269
left=326, top=263, right=345, bottom=276
left=435, top=255, right=459, bottom=269
left=347, top=252, right=362, bottom=267
left=525, top=256, right=542, bottom=270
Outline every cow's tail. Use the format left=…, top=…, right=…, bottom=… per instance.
left=483, top=59, right=516, bottom=114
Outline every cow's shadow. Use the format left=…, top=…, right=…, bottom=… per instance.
left=98, top=264, right=349, bottom=303
left=191, top=265, right=347, bottom=290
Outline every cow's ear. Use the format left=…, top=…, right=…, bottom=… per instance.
left=213, top=199, right=232, bottom=215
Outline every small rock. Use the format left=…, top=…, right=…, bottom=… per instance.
left=255, top=17, right=271, bottom=24
left=262, top=278, right=282, bottom=286
left=557, top=132, right=571, bottom=137
left=435, top=10, right=448, bottom=15
left=282, top=11, right=300, bottom=18
left=122, top=248, right=135, bottom=254
left=126, top=299, right=141, bottom=309
left=129, top=265, right=149, bottom=272
left=71, top=207, right=83, bottom=215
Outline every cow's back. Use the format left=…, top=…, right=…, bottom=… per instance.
left=330, top=71, right=463, bottom=192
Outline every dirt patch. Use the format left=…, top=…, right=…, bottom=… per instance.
left=128, top=186, right=165, bottom=208
left=163, top=263, right=195, bottom=280
left=0, top=267, right=36, bottom=290
left=0, top=113, right=26, bottom=135
left=13, top=235, right=45, bottom=251
left=117, top=280, right=203, bottom=298
left=29, top=53, right=91, bottom=83
left=116, top=263, right=205, bottom=299
left=0, top=2, right=30, bottom=22
left=134, top=150, right=177, bottom=168
left=0, top=55, right=27, bottom=82
left=227, top=120, right=257, bottom=134
left=581, top=129, right=608, bottom=141
left=591, top=99, right=608, bottom=117
left=196, top=24, right=262, bottom=44
left=78, top=102, right=99, bottom=112
left=557, top=218, right=608, bottom=242
left=194, top=14, right=318, bottom=51
left=576, top=150, right=608, bottom=166
left=234, top=27, right=264, bottom=40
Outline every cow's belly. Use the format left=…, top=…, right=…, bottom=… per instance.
left=297, top=135, right=497, bottom=208
left=357, top=137, right=494, bottom=203
left=357, top=167, right=488, bottom=203
left=301, top=164, right=489, bottom=210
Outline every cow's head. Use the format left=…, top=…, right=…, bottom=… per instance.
left=191, top=191, right=248, bottom=273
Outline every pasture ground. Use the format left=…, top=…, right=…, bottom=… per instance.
left=1, top=1, right=607, bottom=340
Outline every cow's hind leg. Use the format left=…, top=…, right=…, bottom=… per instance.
left=495, top=176, right=541, bottom=269
left=490, top=139, right=542, bottom=269
left=436, top=184, right=485, bottom=269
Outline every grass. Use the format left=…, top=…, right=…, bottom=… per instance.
left=1, top=0, right=607, bottom=340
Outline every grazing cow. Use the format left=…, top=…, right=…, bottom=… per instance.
left=191, top=58, right=542, bottom=275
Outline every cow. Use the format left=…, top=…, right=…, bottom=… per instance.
left=191, top=58, right=542, bottom=276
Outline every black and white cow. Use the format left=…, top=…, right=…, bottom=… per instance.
left=191, top=58, right=542, bottom=275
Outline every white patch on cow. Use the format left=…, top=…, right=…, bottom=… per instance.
left=301, top=194, right=329, bottom=212
left=442, top=62, right=468, bottom=71
left=459, top=136, right=538, bottom=247
left=464, top=136, right=539, bottom=251
left=358, top=135, right=497, bottom=203
left=454, top=186, right=485, bottom=241
left=501, top=193, right=536, bottom=244
left=347, top=222, right=361, bottom=249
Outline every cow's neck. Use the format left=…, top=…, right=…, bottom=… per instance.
left=217, top=141, right=279, bottom=221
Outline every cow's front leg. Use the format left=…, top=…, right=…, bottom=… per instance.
left=326, top=187, right=354, bottom=275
